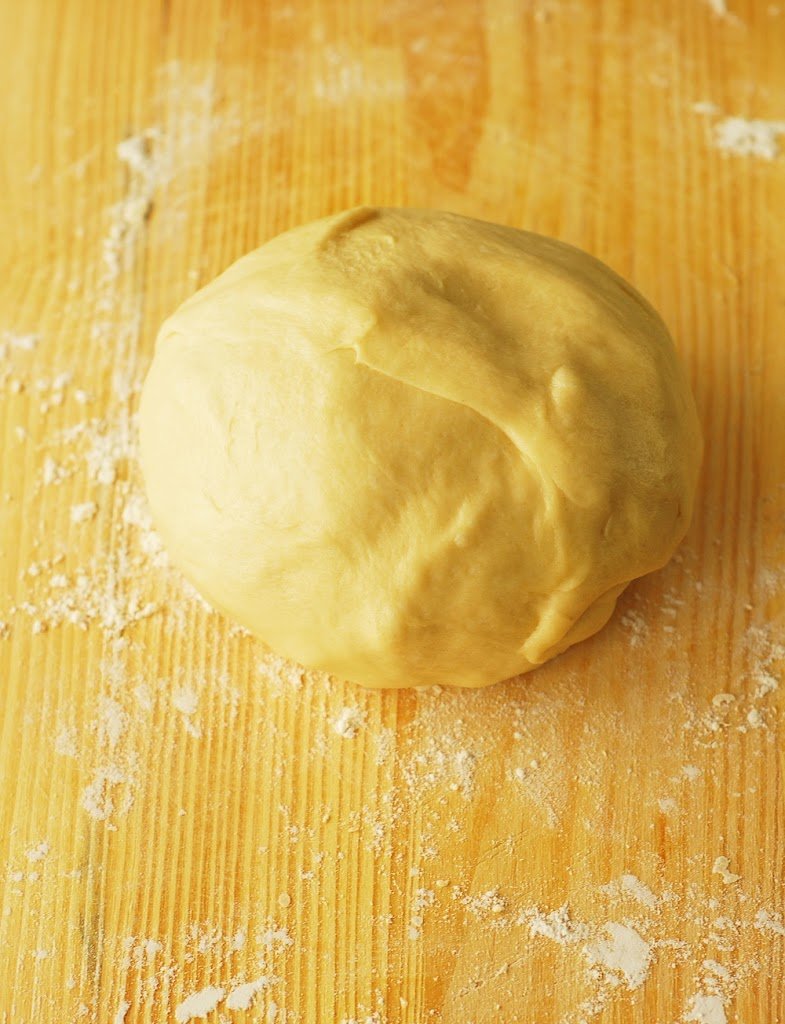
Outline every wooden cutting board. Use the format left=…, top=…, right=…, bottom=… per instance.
left=1, top=1, right=784, bottom=1021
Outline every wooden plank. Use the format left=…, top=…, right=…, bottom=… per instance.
left=1, top=1, right=784, bottom=1021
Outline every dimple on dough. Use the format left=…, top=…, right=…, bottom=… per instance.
left=139, top=207, right=702, bottom=688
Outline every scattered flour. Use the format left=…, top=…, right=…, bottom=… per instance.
left=600, top=873, right=659, bottom=909
left=174, top=986, right=226, bottom=1023
left=312, top=44, right=404, bottom=105
left=460, top=887, right=507, bottom=918
left=685, top=993, right=728, bottom=1024
left=521, top=904, right=589, bottom=944
left=97, top=696, right=128, bottom=751
left=25, top=841, right=50, bottom=862
left=374, top=726, right=395, bottom=765
left=712, top=857, right=741, bottom=885
left=17, top=560, right=158, bottom=635
left=225, top=978, right=272, bottom=1010
left=85, top=416, right=137, bottom=486
left=81, top=764, right=138, bottom=822
left=2, top=331, right=40, bottom=353
left=619, top=608, right=648, bottom=646
left=711, top=692, right=735, bottom=708
left=257, top=926, right=294, bottom=949
left=173, top=686, right=202, bottom=738
left=121, top=937, right=164, bottom=969
left=754, top=908, right=785, bottom=937
left=408, top=888, right=436, bottom=940
left=691, top=99, right=785, bottom=160
left=91, top=132, right=160, bottom=339
left=713, top=117, right=785, bottom=159
left=41, top=455, right=70, bottom=486
left=585, top=922, right=653, bottom=990
left=54, top=725, right=78, bottom=757
left=113, top=1001, right=131, bottom=1024
left=70, top=501, right=98, bottom=523
left=333, top=707, right=367, bottom=738
left=121, top=491, right=167, bottom=565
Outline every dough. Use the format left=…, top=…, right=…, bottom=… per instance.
left=139, top=207, right=701, bottom=688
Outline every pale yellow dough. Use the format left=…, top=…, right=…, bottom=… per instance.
left=139, top=207, right=701, bottom=688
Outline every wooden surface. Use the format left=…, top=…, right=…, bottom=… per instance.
left=1, top=1, right=785, bottom=1021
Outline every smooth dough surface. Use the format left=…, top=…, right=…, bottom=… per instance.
left=140, top=207, right=701, bottom=688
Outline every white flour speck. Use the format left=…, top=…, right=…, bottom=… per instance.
left=3, top=331, right=40, bottom=352
left=257, top=925, right=294, bottom=949
left=754, top=908, right=785, bottom=936
left=174, top=986, right=226, bottom=1022
left=113, top=1001, right=131, bottom=1024
left=225, top=978, right=272, bottom=1010
left=333, top=707, right=366, bottom=738
left=600, top=873, right=659, bottom=909
left=172, top=686, right=199, bottom=716
left=25, top=841, right=50, bottom=862
left=685, top=993, right=728, bottom=1024
left=71, top=501, right=98, bottom=524
left=712, top=856, right=741, bottom=884
left=408, top=888, right=436, bottom=940
left=585, top=922, right=652, bottom=989
left=713, top=116, right=785, bottom=159
left=173, top=686, right=202, bottom=737
left=521, top=904, right=589, bottom=944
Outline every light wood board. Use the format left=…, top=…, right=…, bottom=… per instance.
left=1, top=1, right=784, bottom=1021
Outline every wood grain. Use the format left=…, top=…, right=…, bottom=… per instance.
left=1, top=1, right=785, bottom=1022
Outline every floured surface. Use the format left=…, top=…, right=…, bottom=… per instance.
left=1, top=1, right=784, bottom=1022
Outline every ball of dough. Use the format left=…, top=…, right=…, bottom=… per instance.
left=139, top=207, right=701, bottom=688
